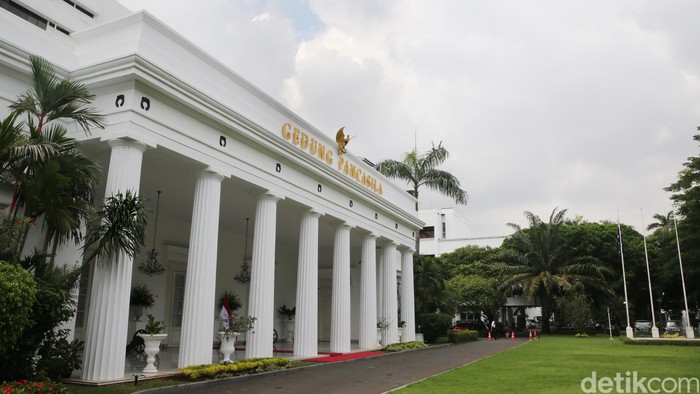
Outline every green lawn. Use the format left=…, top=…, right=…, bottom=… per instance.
left=397, top=336, right=700, bottom=393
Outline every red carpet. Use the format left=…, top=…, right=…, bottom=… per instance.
left=304, top=351, right=384, bottom=363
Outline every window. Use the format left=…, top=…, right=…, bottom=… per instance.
left=441, top=214, right=447, bottom=238
left=1, top=0, right=48, bottom=29
left=0, top=0, right=70, bottom=35
left=63, top=0, right=94, bottom=18
left=419, top=226, right=434, bottom=239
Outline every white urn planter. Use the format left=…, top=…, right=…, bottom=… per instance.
left=218, top=331, right=240, bottom=363
left=282, top=320, right=295, bottom=342
left=137, top=333, right=167, bottom=373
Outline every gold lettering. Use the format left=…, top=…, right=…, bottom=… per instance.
left=310, top=138, right=318, bottom=155
left=293, top=127, right=300, bottom=145
left=343, top=161, right=349, bottom=175
left=378, top=183, right=383, bottom=195
left=318, top=144, right=326, bottom=161
left=349, top=164, right=356, bottom=179
left=337, top=157, right=344, bottom=171
left=282, top=123, right=292, bottom=140
left=300, top=132, right=309, bottom=150
left=355, top=168, right=362, bottom=182
left=326, top=150, right=333, bottom=165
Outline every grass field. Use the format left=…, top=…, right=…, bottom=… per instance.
left=397, top=336, right=700, bottom=393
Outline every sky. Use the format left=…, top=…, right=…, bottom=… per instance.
left=118, top=0, right=700, bottom=243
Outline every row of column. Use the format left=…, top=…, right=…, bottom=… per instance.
left=80, top=138, right=416, bottom=381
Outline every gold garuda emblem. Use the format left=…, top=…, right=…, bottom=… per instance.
left=335, top=127, right=353, bottom=156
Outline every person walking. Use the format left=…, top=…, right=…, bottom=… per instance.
left=491, top=320, right=498, bottom=340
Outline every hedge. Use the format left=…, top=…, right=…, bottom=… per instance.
left=448, top=329, right=479, bottom=343
left=620, top=336, right=700, bottom=347
left=179, top=357, right=291, bottom=380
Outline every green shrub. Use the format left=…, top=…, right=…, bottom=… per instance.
left=448, top=329, right=479, bottom=343
left=384, top=341, right=428, bottom=352
left=620, top=336, right=700, bottom=346
left=0, top=261, right=36, bottom=355
left=418, top=313, right=453, bottom=343
left=179, top=358, right=291, bottom=380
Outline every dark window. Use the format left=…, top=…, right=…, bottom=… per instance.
left=1, top=0, right=48, bottom=29
left=419, top=226, right=434, bottom=239
left=63, top=0, right=94, bottom=18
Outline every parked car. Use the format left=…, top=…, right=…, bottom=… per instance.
left=662, top=320, right=681, bottom=334
left=634, top=320, right=652, bottom=333
left=526, top=319, right=537, bottom=329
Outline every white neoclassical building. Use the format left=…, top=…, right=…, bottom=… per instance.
left=0, top=0, right=421, bottom=383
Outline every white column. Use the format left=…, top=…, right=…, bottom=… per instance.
left=359, top=234, right=377, bottom=349
left=400, top=248, right=416, bottom=342
left=330, top=223, right=351, bottom=353
left=82, top=139, right=146, bottom=381
left=245, top=192, right=280, bottom=359
left=293, top=210, right=320, bottom=357
left=178, top=170, right=224, bottom=367
left=382, top=243, right=399, bottom=345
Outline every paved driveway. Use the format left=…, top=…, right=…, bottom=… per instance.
left=144, top=338, right=524, bottom=394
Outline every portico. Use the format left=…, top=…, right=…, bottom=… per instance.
left=0, top=2, right=421, bottom=384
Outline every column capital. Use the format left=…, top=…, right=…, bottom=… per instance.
left=198, top=167, right=226, bottom=182
left=398, top=245, right=415, bottom=254
left=107, top=138, right=148, bottom=152
left=335, top=222, right=354, bottom=231
left=251, top=189, right=285, bottom=201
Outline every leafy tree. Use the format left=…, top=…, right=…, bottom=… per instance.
left=500, top=208, right=612, bottom=333
left=447, top=274, right=505, bottom=323
left=556, top=285, right=592, bottom=333
left=413, top=255, right=455, bottom=316
left=440, top=245, right=503, bottom=278
left=662, top=131, right=700, bottom=309
left=0, top=55, right=104, bottom=380
left=376, top=142, right=467, bottom=211
left=0, top=261, right=36, bottom=355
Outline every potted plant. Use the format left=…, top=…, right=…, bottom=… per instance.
left=130, top=284, right=155, bottom=321
left=219, top=290, right=242, bottom=312
left=216, top=314, right=256, bottom=363
left=137, top=314, right=167, bottom=373
left=277, top=304, right=296, bottom=342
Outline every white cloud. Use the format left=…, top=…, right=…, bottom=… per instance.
left=118, top=0, right=700, bottom=237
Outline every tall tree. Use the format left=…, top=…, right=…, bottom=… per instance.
left=375, top=142, right=467, bottom=211
left=647, top=211, right=674, bottom=232
left=3, top=55, right=104, bottom=256
left=500, top=208, right=612, bottom=333
left=376, top=142, right=467, bottom=253
left=661, top=130, right=700, bottom=311
left=10, top=56, right=104, bottom=135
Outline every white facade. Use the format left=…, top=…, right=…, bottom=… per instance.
left=418, top=208, right=507, bottom=256
left=0, top=0, right=421, bottom=383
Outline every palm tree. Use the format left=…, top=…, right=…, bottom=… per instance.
left=376, top=142, right=467, bottom=253
left=500, top=208, right=612, bottom=333
left=10, top=55, right=105, bottom=135
left=647, top=210, right=674, bottom=232
left=2, top=55, right=104, bottom=257
left=375, top=142, right=467, bottom=211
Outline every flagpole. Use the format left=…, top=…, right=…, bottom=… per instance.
left=672, top=211, right=695, bottom=339
left=618, top=213, right=634, bottom=338
left=640, top=209, right=659, bottom=338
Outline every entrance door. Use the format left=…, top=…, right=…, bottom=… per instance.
left=169, top=271, right=186, bottom=346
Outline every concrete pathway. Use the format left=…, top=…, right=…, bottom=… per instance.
left=144, top=338, right=525, bottom=394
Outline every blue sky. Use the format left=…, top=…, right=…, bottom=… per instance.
left=118, top=0, right=700, bottom=241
